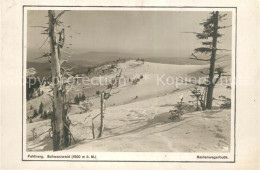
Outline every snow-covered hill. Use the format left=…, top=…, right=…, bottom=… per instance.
left=26, top=59, right=231, bottom=152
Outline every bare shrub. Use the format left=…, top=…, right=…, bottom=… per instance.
left=79, top=98, right=93, bottom=113
left=219, top=95, right=231, bottom=109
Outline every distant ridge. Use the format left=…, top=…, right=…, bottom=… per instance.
left=27, top=50, right=231, bottom=78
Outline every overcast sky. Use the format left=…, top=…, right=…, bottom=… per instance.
left=27, top=10, right=232, bottom=57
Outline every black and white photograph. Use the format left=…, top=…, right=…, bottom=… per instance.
left=2, top=1, right=260, bottom=169
left=23, top=7, right=236, bottom=161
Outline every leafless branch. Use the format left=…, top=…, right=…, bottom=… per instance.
left=47, top=94, right=54, bottom=103
left=84, top=114, right=92, bottom=122
left=34, top=52, right=51, bottom=59
left=181, top=79, right=208, bottom=87
left=190, top=53, right=210, bottom=61
left=218, top=25, right=232, bottom=29
left=30, top=26, right=48, bottom=28
left=92, top=113, right=101, bottom=120
left=200, top=71, right=209, bottom=75
left=60, top=60, right=68, bottom=65
left=215, top=48, right=231, bottom=51
left=39, top=36, right=49, bottom=49
left=181, top=31, right=201, bottom=34
left=55, top=10, right=70, bottom=20
left=63, top=123, right=76, bottom=144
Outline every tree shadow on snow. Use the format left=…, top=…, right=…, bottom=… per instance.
left=27, top=136, right=53, bottom=152
left=35, top=109, right=224, bottom=151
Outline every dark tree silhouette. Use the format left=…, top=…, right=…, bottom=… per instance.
left=185, top=11, right=231, bottom=109
left=33, top=109, right=38, bottom=118
left=39, top=102, right=44, bottom=117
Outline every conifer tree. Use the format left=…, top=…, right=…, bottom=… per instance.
left=39, top=102, right=44, bottom=117
left=185, top=11, right=231, bottom=109
left=81, top=92, right=86, bottom=101
left=33, top=109, right=38, bottom=118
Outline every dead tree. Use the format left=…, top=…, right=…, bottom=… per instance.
left=32, top=10, right=76, bottom=150
left=98, top=92, right=105, bottom=138
left=97, top=67, right=122, bottom=138
left=48, top=10, right=71, bottom=150
left=184, top=11, right=231, bottom=109
left=85, top=67, right=122, bottom=139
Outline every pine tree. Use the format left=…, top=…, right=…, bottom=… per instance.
left=33, top=109, right=38, bottom=118
left=74, top=94, right=79, bottom=104
left=43, top=110, right=48, bottom=119
left=81, top=92, right=86, bottom=101
left=78, top=93, right=82, bottom=102
left=186, top=11, right=231, bottom=109
left=39, top=102, right=44, bottom=117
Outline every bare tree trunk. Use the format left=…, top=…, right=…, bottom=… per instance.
left=48, top=10, right=69, bottom=151
left=92, top=120, right=95, bottom=139
left=196, top=98, right=199, bottom=111
left=203, top=87, right=207, bottom=108
left=206, top=11, right=219, bottom=110
left=98, top=92, right=105, bottom=138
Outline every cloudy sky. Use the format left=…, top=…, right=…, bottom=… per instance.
left=27, top=10, right=232, bottom=57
